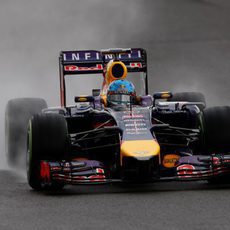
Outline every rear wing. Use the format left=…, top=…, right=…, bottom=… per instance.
left=59, top=48, right=148, bottom=106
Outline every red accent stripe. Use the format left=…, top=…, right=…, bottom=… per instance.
left=40, top=161, right=51, bottom=182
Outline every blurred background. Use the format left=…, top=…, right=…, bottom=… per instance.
left=1, top=0, right=230, bottom=168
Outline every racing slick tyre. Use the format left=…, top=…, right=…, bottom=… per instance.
left=199, top=106, right=230, bottom=184
left=169, top=92, right=206, bottom=110
left=27, top=113, right=68, bottom=190
left=201, top=106, right=230, bottom=153
left=5, top=98, right=47, bottom=167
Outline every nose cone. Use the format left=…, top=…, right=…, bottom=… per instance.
left=121, top=140, right=160, bottom=161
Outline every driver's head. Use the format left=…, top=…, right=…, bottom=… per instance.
left=107, top=80, right=136, bottom=106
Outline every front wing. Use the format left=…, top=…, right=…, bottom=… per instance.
left=39, top=154, right=230, bottom=186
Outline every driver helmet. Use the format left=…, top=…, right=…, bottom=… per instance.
left=107, top=80, right=136, bottom=105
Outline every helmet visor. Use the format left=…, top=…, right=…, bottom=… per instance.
left=108, top=94, right=132, bottom=105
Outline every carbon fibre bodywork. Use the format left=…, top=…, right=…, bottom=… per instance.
left=39, top=98, right=230, bottom=186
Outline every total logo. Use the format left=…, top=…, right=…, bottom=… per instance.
left=163, top=154, right=180, bottom=168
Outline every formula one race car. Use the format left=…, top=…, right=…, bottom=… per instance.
left=6, top=48, right=230, bottom=190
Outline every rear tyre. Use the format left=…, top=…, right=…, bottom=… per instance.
left=5, top=98, right=47, bottom=167
left=169, top=92, right=206, bottom=110
left=27, top=113, right=68, bottom=190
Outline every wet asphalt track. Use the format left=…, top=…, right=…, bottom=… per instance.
left=1, top=0, right=230, bottom=229
left=1, top=171, right=230, bottom=230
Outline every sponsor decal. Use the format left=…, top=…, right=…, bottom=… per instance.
left=126, top=119, right=145, bottom=122
left=212, top=157, right=220, bottom=165
left=126, top=131, right=147, bottom=135
left=123, top=114, right=144, bottom=119
left=73, top=175, right=106, bottom=182
left=73, top=168, right=106, bottom=182
left=96, top=168, right=105, bottom=174
left=53, top=168, right=106, bottom=183
left=63, top=51, right=100, bottom=61
left=163, top=154, right=180, bottom=168
left=123, top=117, right=148, bottom=135
left=130, top=62, right=142, bottom=68
left=134, top=151, right=149, bottom=155
left=125, top=123, right=146, bottom=127
left=64, top=64, right=103, bottom=71
left=63, top=50, right=142, bottom=62
left=50, top=166, right=62, bottom=171
left=177, top=164, right=196, bottom=178
left=126, top=128, right=147, bottom=131
left=63, top=162, right=71, bottom=172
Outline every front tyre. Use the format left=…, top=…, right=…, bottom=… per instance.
left=27, top=114, right=68, bottom=190
left=201, top=106, right=230, bottom=153
left=200, top=106, right=230, bottom=183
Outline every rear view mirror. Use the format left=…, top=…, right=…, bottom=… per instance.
left=153, top=92, right=173, bottom=100
left=75, top=96, right=94, bottom=103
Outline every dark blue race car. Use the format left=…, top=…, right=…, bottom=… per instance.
left=6, top=48, right=230, bottom=190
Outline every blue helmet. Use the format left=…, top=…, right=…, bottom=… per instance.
left=107, top=80, right=136, bottom=105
